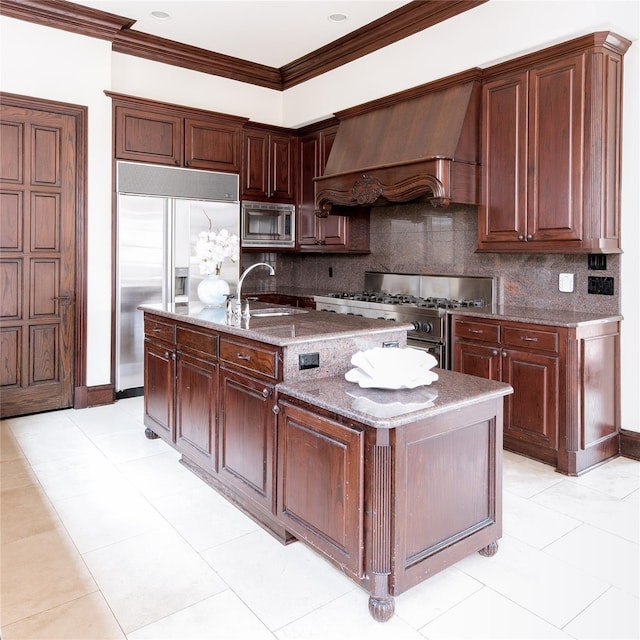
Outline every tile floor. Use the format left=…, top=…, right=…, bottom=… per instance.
left=1, top=397, right=638, bottom=640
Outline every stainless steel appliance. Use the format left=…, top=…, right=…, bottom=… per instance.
left=116, top=161, right=240, bottom=394
left=314, top=272, right=495, bottom=369
left=241, top=200, right=295, bottom=248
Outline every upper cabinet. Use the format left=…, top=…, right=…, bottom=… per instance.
left=297, top=122, right=369, bottom=253
left=478, top=32, right=631, bottom=253
left=242, top=125, right=297, bottom=203
left=109, top=93, right=246, bottom=172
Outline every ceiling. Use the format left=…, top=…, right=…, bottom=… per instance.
left=70, top=0, right=412, bottom=68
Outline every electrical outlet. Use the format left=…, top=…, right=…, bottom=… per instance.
left=587, top=276, right=614, bottom=295
left=299, top=352, right=319, bottom=370
left=559, top=273, right=574, bottom=293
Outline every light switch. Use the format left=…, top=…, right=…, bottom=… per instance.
left=559, top=273, right=575, bottom=293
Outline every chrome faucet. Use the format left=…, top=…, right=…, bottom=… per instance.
left=235, top=262, right=275, bottom=318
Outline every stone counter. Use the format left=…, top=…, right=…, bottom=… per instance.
left=277, top=368, right=512, bottom=428
left=140, top=302, right=412, bottom=382
left=448, top=305, right=622, bottom=327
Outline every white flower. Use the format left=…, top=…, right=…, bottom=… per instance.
left=194, top=228, right=240, bottom=276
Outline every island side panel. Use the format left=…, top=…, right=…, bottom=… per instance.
left=388, top=398, right=503, bottom=595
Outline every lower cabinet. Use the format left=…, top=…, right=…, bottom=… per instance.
left=218, top=367, right=276, bottom=513
left=276, top=398, right=364, bottom=577
left=451, top=314, right=620, bottom=474
left=143, top=318, right=177, bottom=444
left=175, top=351, right=217, bottom=469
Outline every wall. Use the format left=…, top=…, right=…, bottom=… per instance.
left=0, top=17, right=114, bottom=387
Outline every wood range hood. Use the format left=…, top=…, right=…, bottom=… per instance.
left=314, top=70, right=482, bottom=216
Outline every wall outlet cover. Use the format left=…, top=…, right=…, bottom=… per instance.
left=559, top=273, right=574, bottom=293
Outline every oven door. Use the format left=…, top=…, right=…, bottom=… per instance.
left=407, top=337, right=446, bottom=369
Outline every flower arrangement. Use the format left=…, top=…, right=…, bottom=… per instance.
left=194, top=227, right=240, bottom=276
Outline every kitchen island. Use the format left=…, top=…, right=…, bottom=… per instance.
left=141, top=302, right=512, bottom=621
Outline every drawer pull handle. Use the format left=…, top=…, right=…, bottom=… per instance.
left=469, top=329, right=484, bottom=334
left=237, top=352, right=251, bottom=360
left=521, top=336, right=538, bottom=342
left=153, top=328, right=162, bottom=333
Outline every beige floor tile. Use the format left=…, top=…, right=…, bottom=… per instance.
left=128, top=590, right=276, bottom=640
left=0, top=484, right=62, bottom=545
left=1, top=528, right=97, bottom=626
left=2, top=591, right=126, bottom=640
left=201, top=528, right=356, bottom=631
left=417, top=586, right=571, bottom=639
left=562, top=586, right=640, bottom=640
left=276, top=588, right=425, bottom=640
left=82, top=526, right=228, bottom=633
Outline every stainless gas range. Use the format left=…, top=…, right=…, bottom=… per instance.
left=314, top=272, right=495, bottom=369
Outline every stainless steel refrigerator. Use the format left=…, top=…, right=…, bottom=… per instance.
left=116, top=161, right=240, bottom=394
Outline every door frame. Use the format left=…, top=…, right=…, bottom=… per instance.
left=1, top=92, right=91, bottom=408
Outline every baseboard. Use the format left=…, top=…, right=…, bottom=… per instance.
left=620, top=429, right=640, bottom=461
left=74, top=384, right=115, bottom=409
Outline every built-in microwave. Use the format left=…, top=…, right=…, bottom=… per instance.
left=241, top=201, right=295, bottom=248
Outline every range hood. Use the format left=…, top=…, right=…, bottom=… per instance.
left=315, top=71, right=482, bottom=215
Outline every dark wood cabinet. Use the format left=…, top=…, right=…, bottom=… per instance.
left=143, top=317, right=177, bottom=444
left=110, top=93, right=245, bottom=171
left=175, top=350, right=218, bottom=469
left=479, top=32, right=630, bottom=253
left=242, top=125, right=296, bottom=202
left=297, top=122, right=369, bottom=252
left=451, top=314, right=620, bottom=474
left=277, top=399, right=364, bottom=576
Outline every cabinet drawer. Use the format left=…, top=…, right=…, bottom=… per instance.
left=144, top=317, right=176, bottom=344
left=453, top=319, right=500, bottom=343
left=177, top=325, right=218, bottom=358
left=220, top=338, right=280, bottom=380
left=502, top=326, right=559, bottom=353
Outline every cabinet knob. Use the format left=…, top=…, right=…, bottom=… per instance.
left=517, top=234, right=524, bottom=241
left=272, top=405, right=280, bottom=415
left=526, top=234, right=533, bottom=240
left=262, top=388, right=270, bottom=398
left=492, top=349, right=498, bottom=356
left=502, top=351, right=507, bottom=357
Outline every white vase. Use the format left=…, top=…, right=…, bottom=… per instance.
left=197, top=274, right=230, bottom=307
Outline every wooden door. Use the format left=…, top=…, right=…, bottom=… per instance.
left=143, top=339, right=175, bottom=443
left=1, top=103, right=77, bottom=417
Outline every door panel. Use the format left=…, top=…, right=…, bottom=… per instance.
left=0, top=103, right=77, bottom=417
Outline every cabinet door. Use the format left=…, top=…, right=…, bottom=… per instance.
left=502, top=349, right=559, bottom=454
left=175, top=351, right=218, bottom=469
left=115, top=106, right=183, bottom=166
left=270, top=134, right=296, bottom=202
left=242, top=130, right=269, bottom=198
left=184, top=117, right=241, bottom=172
left=277, top=398, right=364, bottom=577
left=452, top=341, right=502, bottom=381
left=219, top=368, right=276, bottom=511
left=527, top=54, right=584, bottom=242
left=143, top=340, right=175, bottom=442
left=480, top=71, right=528, bottom=244
left=297, top=133, right=321, bottom=246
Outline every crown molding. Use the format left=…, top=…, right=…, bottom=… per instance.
left=112, top=29, right=283, bottom=90
left=281, top=1, right=488, bottom=89
left=0, top=0, right=134, bottom=40
left=1, top=0, right=488, bottom=90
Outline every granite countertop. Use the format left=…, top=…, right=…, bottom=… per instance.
left=448, top=305, right=622, bottom=327
left=140, top=302, right=412, bottom=347
left=277, top=368, right=513, bottom=429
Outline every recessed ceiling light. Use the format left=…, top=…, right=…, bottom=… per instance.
left=328, top=13, right=348, bottom=23
left=150, top=10, right=170, bottom=20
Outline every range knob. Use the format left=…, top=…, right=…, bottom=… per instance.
left=412, top=321, right=433, bottom=333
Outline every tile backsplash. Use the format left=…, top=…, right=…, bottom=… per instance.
left=243, top=203, right=621, bottom=315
